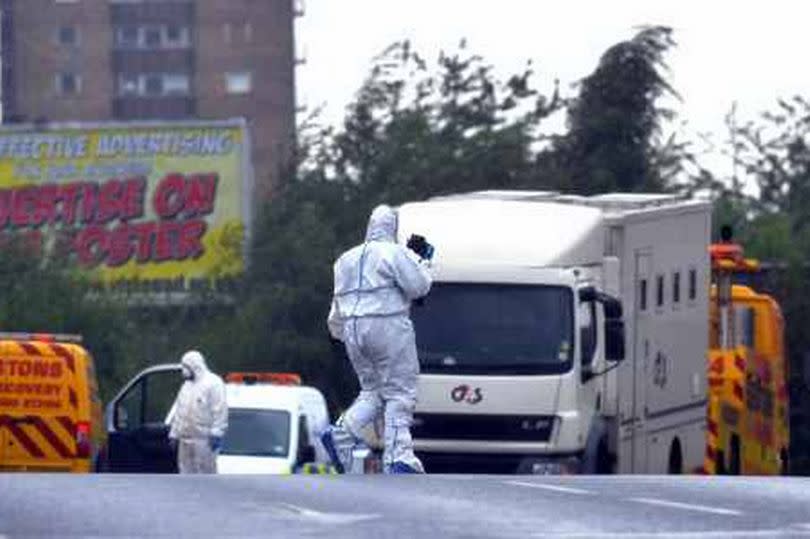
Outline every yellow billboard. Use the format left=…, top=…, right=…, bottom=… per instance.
left=0, top=120, right=252, bottom=296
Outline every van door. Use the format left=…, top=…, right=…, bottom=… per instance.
left=103, top=365, right=183, bottom=473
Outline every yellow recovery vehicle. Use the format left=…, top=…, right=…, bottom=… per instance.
left=705, top=230, right=790, bottom=475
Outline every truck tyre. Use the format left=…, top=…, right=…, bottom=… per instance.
left=715, top=449, right=727, bottom=475
left=780, top=448, right=789, bottom=476
left=729, top=435, right=741, bottom=475
left=667, top=439, right=683, bottom=474
left=582, top=418, right=610, bottom=474
left=596, top=439, right=613, bottom=474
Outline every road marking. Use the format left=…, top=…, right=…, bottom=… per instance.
left=627, top=497, right=742, bottom=516
left=538, top=530, right=810, bottom=538
left=506, top=481, right=594, bottom=495
left=276, top=502, right=379, bottom=524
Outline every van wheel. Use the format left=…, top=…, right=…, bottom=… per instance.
left=729, top=435, right=741, bottom=476
left=667, top=439, right=683, bottom=474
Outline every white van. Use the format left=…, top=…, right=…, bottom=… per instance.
left=217, top=373, right=331, bottom=474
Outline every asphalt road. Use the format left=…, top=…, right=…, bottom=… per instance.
left=2, top=475, right=810, bottom=538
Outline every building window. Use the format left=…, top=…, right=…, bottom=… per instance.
left=115, top=25, right=190, bottom=49
left=116, top=26, right=139, bottom=48
left=118, top=73, right=190, bottom=97
left=243, top=22, right=253, bottom=43
left=57, top=26, right=78, bottom=46
left=118, top=73, right=139, bottom=96
left=223, top=23, right=233, bottom=44
left=56, top=73, right=80, bottom=96
left=163, top=74, right=190, bottom=96
left=165, top=25, right=190, bottom=48
left=143, top=26, right=162, bottom=48
left=143, top=74, right=164, bottom=96
left=225, top=72, right=252, bottom=95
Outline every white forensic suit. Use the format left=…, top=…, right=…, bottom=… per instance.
left=326, top=205, right=432, bottom=473
left=169, top=351, right=228, bottom=474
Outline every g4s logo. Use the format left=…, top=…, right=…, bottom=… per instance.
left=451, top=384, right=483, bottom=404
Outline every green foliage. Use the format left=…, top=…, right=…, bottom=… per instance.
left=180, top=34, right=685, bottom=413
left=700, top=95, right=810, bottom=474
left=0, top=32, right=689, bottom=420
left=552, top=26, right=685, bottom=194
left=0, top=241, right=137, bottom=402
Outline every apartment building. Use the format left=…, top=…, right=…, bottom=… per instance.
left=0, top=0, right=298, bottom=195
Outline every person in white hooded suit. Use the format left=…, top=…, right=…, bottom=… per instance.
left=169, top=350, right=228, bottom=474
left=324, top=205, right=432, bottom=473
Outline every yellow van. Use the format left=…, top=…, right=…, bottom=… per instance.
left=0, top=332, right=104, bottom=472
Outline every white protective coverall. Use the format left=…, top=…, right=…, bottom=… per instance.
left=327, top=205, right=432, bottom=472
left=169, top=351, right=228, bottom=474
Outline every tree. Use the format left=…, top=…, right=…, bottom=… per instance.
left=712, top=95, right=810, bottom=474
left=0, top=240, right=139, bottom=401
left=551, top=26, right=684, bottom=194
left=226, top=41, right=565, bottom=410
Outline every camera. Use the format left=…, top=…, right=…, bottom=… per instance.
left=406, top=234, right=434, bottom=261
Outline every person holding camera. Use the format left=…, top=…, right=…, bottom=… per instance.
left=323, top=204, right=433, bottom=474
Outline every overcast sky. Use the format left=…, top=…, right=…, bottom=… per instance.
left=296, top=1, right=809, bottom=180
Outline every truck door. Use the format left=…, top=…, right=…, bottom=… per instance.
left=102, top=365, right=183, bottom=473
left=620, top=250, right=652, bottom=473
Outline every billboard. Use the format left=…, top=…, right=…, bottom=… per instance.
left=0, top=120, right=252, bottom=297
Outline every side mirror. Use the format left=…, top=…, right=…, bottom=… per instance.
left=605, top=319, right=625, bottom=362
left=579, top=287, right=623, bottom=319
left=579, top=286, right=597, bottom=302
left=298, top=444, right=316, bottom=465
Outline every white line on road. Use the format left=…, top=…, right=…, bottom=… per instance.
left=537, top=530, right=810, bottom=538
left=276, top=502, right=380, bottom=524
left=506, top=480, right=595, bottom=495
left=627, top=497, right=742, bottom=516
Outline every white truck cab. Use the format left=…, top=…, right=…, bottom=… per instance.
left=217, top=373, right=331, bottom=474
left=397, top=191, right=711, bottom=474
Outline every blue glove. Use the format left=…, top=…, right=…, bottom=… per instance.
left=209, top=436, right=223, bottom=453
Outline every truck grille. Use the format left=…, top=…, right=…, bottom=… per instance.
left=416, top=451, right=524, bottom=474
left=412, top=413, right=554, bottom=442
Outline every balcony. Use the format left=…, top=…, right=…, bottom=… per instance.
left=113, top=96, right=196, bottom=120
left=111, top=2, right=194, bottom=25
left=113, top=49, right=194, bottom=73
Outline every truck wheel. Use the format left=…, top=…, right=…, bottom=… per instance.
left=596, top=440, right=613, bottom=474
left=729, top=435, right=741, bottom=475
left=667, top=439, right=683, bottom=474
left=780, top=448, right=789, bottom=475
left=715, top=449, right=727, bottom=475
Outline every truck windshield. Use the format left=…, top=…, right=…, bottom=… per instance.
left=412, top=283, right=574, bottom=375
left=221, top=408, right=291, bottom=457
